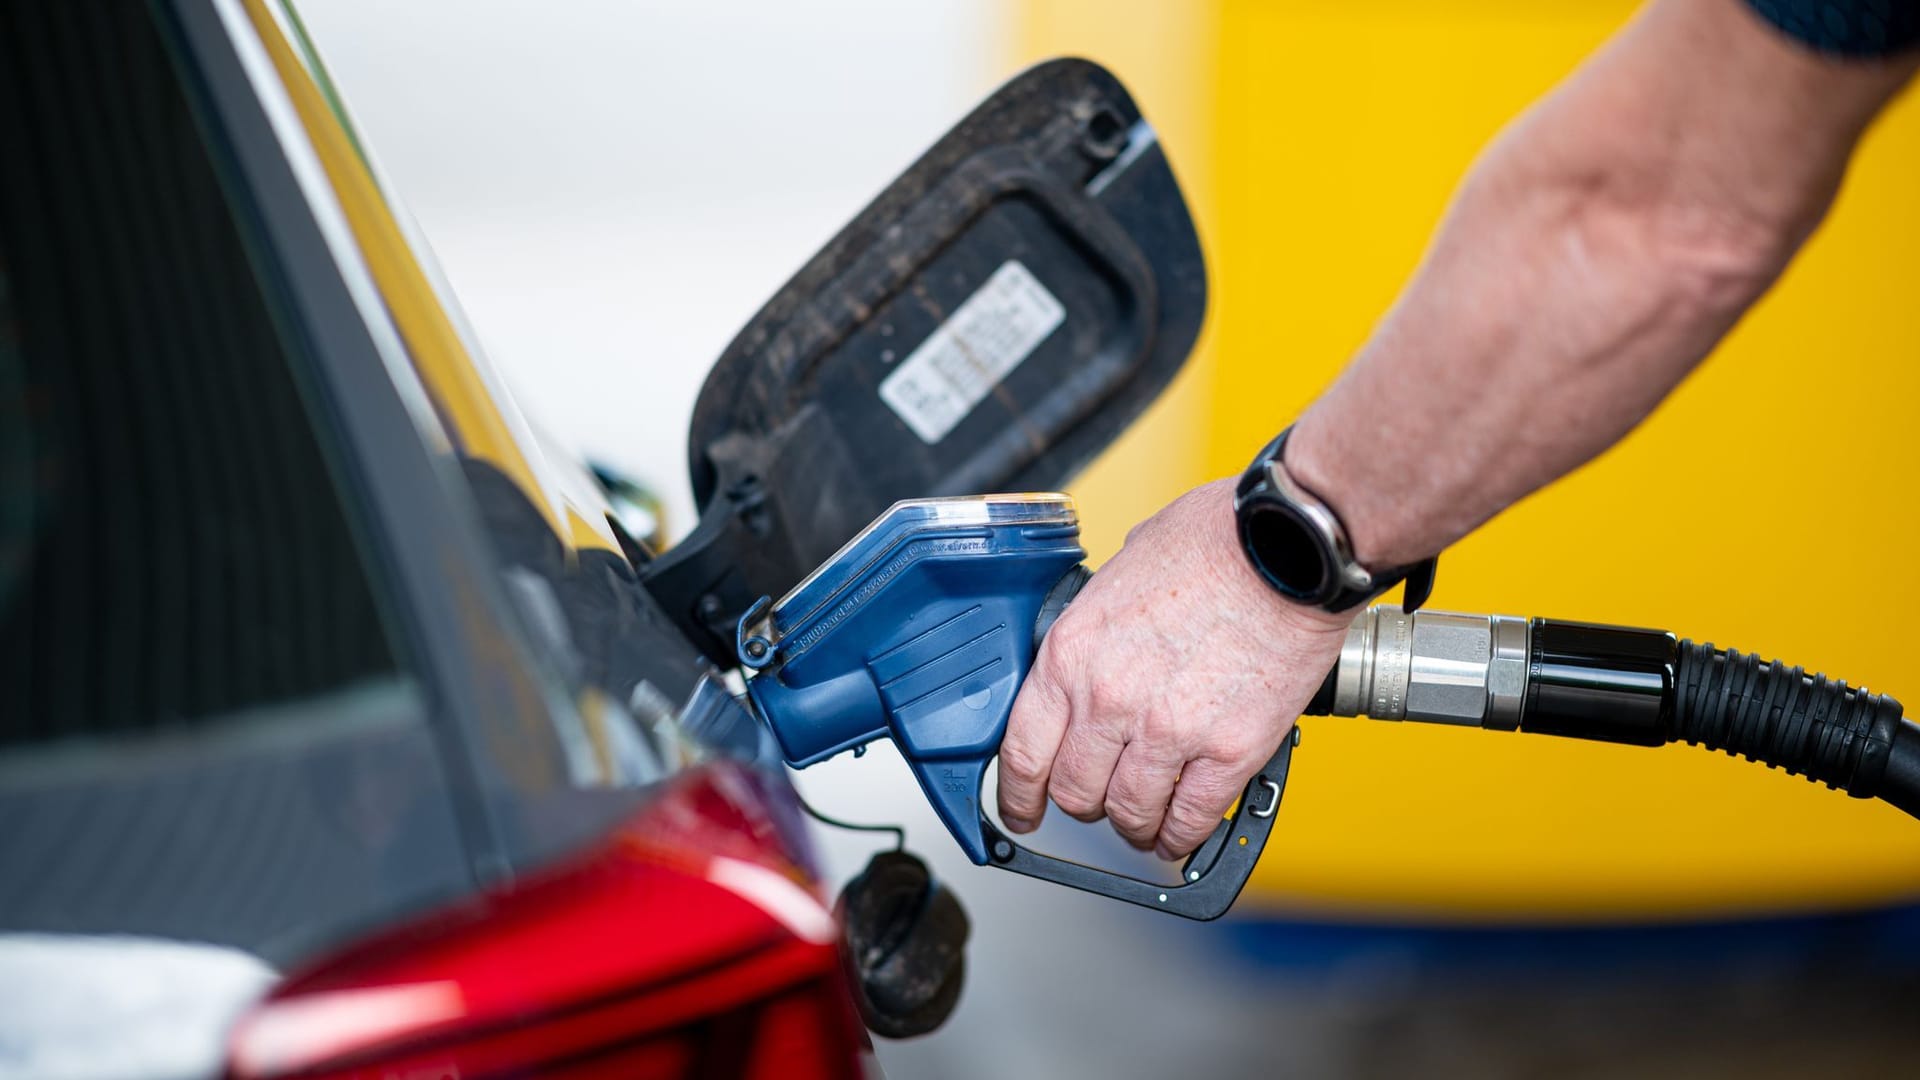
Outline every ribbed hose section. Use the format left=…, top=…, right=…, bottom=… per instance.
left=1672, top=640, right=1920, bottom=816
left=1882, top=726, right=1920, bottom=820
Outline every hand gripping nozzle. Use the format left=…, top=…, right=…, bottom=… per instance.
left=738, top=494, right=1295, bottom=920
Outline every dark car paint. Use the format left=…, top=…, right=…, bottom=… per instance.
left=1, top=0, right=475, bottom=965
left=143, top=0, right=800, bottom=956
left=167, top=0, right=580, bottom=883
left=0, top=0, right=817, bottom=981
left=0, top=0, right=802, bottom=976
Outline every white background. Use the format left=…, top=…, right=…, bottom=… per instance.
left=299, top=0, right=1003, bottom=534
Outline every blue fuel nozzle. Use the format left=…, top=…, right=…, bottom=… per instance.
left=740, top=493, right=1293, bottom=920
left=741, top=495, right=1083, bottom=864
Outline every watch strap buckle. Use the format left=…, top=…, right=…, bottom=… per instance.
left=1400, top=556, right=1438, bottom=613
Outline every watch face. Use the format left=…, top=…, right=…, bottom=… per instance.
left=1242, top=502, right=1331, bottom=600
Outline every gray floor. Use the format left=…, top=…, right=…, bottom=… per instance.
left=797, top=745, right=1920, bottom=1079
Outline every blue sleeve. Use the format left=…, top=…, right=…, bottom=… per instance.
left=1744, top=0, right=1920, bottom=56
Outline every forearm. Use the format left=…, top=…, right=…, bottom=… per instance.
left=1288, top=0, right=1917, bottom=568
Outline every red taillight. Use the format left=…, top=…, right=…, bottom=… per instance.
left=227, top=764, right=867, bottom=1079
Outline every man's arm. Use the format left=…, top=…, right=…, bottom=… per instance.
left=997, top=0, right=1919, bottom=859
left=1291, top=0, right=1919, bottom=570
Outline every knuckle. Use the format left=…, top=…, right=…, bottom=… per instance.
left=1198, top=770, right=1247, bottom=810
left=1166, top=796, right=1223, bottom=840
left=996, top=739, right=1044, bottom=786
left=1103, top=764, right=1162, bottom=823
left=1039, top=618, right=1090, bottom=674
left=1138, top=710, right=1182, bottom=746
left=1082, top=690, right=1124, bottom=733
left=1018, top=656, right=1068, bottom=708
left=1103, top=795, right=1155, bottom=839
left=1049, top=777, right=1104, bottom=822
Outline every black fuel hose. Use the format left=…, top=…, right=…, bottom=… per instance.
left=1307, top=611, right=1920, bottom=822
left=1664, top=637, right=1920, bottom=819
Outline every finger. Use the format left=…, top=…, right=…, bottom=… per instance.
left=997, top=665, right=1071, bottom=833
left=1047, top=712, right=1127, bottom=823
left=1155, top=758, right=1247, bottom=859
left=1103, top=740, right=1182, bottom=850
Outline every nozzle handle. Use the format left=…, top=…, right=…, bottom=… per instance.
left=1032, top=562, right=1092, bottom=650
left=978, top=729, right=1297, bottom=921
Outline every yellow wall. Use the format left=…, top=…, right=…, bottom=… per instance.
left=1011, top=0, right=1220, bottom=561
left=1019, top=0, right=1920, bottom=921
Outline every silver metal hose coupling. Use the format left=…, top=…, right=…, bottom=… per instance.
left=1330, top=606, right=1529, bottom=730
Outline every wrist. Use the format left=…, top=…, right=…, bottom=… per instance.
left=1285, top=409, right=1440, bottom=570
left=1274, top=590, right=1362, bottom=637
left=1233, top=428, right=1439, bottom=615
left=1199, top=478, right=1354, bottom=635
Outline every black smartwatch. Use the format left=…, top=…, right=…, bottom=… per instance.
left=1233, top=427, right=1438, bottom=614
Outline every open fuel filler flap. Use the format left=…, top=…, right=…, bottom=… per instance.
left=643, top=58, right=1207, bottom=663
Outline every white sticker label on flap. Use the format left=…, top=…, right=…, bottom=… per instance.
left=879, top=259, right=1066, bottom=444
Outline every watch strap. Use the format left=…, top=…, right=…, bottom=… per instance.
left=1236, top=427, right=1438, bottom=614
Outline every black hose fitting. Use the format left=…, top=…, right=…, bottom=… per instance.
left=1309, top=604, right=1920, bottom=821
left=1521, top=619, right=1676, bottom=747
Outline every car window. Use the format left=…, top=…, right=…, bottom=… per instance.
left=0, top=1, right=470, bottom=963
left=250, top=0, right=718, bottom=799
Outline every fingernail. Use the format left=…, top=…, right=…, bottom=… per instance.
left=1154, top=842, right=1175, bottom=861
left=1003, top=814, right=1033, bottom=834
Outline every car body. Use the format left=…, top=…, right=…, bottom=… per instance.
left=1, top=1, right=862, bottom=1075
left=0, top=2, right=1203, bottom=1076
